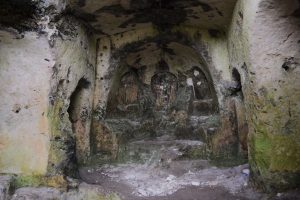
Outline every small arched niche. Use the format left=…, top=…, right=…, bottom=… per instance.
left=151, top=71, right=178, bottom=111
left=184, top=66, right=218, bottom=116
left=106, top=70, right=142, bottom=118
left=67, top=77, right=91, bottom=164
left=117, top=71, right=139, bottom=106
left=68, top=78, right=91, bottom=123
left=186, top=66, right=212, bottom=100
left=232, top=68, right=244, bottom=99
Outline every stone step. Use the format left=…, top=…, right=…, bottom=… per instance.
left=189, top=115, right=220, bottom=127
left=102, top=115, right=220, bottom=143
left=117, top=138, right=207, bottom=165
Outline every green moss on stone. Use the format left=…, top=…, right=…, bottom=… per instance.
left=13, top=175, right=45, bottom=188
left=249, top=133, right=271, bottom=173
left=249, top=122, right=300, bottom=191
left=48, top=99, right=65, bottom=137
left=47, top=99, right=71, bottom=175
left=270, top=134, right=300, bottom=172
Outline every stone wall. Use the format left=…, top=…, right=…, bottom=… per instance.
left=0, top=0, right=299, bottom=193
left=174, top=27, right=248, bottom=164
left=0, top=30, right=53, bottom=175
left=228, top=0, right=300, bottom=191
left=47, top=16, right=96, bottom=175
left=0, top=1, right=97, bottom=176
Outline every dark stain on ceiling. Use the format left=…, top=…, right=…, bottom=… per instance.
left=0, top=0, right=38, bottom=31
left=0, top=0, right=238, bottom=36
left=69, top=0, right=238, bottom=35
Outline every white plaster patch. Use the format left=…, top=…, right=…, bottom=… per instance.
left=194, top=70, right=200, bottom=76
left=186, top=78, right=193, bottom=86
left=197, top=81, right=202, bottom=86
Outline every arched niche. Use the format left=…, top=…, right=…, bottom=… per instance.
left=231, top=68, right=244, bottom=99
left=106, top=70, right=142, bottom=118
left=91, top=34, right=221, bottom=163
left=186, top=66, right=213, bottom=100
left=117, top=71, right=139, bottom=106
left=151, top=71, right=178, bottom=111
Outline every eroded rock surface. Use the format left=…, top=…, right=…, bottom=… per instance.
left=80, top=163, right=262, bottom=200
left=0, top=0, right=299, bottom=197
left=0, top=176, right=12, bottom=200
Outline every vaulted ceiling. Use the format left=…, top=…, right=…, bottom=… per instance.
left=68, top=0, right=238, bottom=35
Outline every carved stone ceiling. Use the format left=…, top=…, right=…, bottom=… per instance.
left=68, top=0, right=238, bottom=36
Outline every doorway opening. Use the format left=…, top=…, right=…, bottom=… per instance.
left=67, top=77, right=91, bottom=171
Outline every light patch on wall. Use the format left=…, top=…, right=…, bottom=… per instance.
left=187, top=78, right=193, bottom=86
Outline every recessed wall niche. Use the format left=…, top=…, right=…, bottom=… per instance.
left=93, top=55, right=220, bottom=163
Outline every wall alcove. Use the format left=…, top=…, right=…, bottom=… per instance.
left=90, top=37, right=221, bottom=165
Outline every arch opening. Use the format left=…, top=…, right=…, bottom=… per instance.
left=91, top=36, right=221, bottom=165
left=232, top=68, right=244, bottom=100
left=67, top=77, right=91, bottom=167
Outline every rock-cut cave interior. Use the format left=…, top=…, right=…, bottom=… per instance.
left=0, top=0, right=299, bottom=199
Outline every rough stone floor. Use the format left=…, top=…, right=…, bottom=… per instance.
left=80, top=162, right=256, bottom=200
left=2, top=134, right=300, bottom=200
left=78, top=135, right=299, bottom=200
left=0, top=134, right=299, bottom=200
left=1, top=163, right=300, bottom=200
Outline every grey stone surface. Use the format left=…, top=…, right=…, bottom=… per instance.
left=11, top=187, right=61, bottom=200
left=0, top=175, right=12, bottom=200
left=0, top=0, right=299, bottom=194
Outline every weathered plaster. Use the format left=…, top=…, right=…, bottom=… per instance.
left=0, top=31, right=53, bottom=174
left=47, top=17, right=97, bottom=174
left=68, top=0, right=237, bottom=36
left=0, top=0, right=299, bottom=193
left=93, top=26, right=158, bottom=119
left=228, top=0, right=300, bottom=191
left=172, top=26, right=231, bottom=108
